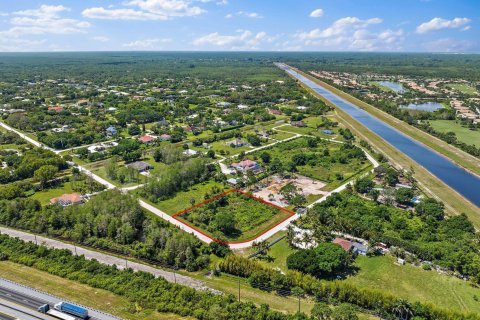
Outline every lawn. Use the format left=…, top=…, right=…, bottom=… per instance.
left=29, top=180, right=75, bottom=205
left=346, top=255, right=480, bottom=314
left=150, top=180, right=227, bottom=215
left=446, top=83, right=478, bottom=95
left=429, top=120, right=480, bottom=146
left=269, top=130, right=297, bottom=140
left=176, top=190, right=294, bottom=242
left=0, top=261, right=188, bottom=320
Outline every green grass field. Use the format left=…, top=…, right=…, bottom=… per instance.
left=429, top=120, right=480, bottom=146
left=346, top=255, right=480, bottom=314
left=148, top=180, right=227, bottom=215
left=446, top=83, right=478, bottom=95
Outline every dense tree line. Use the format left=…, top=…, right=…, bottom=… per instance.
left=0, top=148, right=67, bottom=184
left=0, top=190, right=209, bottom=270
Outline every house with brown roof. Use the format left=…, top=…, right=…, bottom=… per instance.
left=48, top=106, right=64, bottom=113
left=333, top=238, right=353, bottom=251
left=138, top=135, right=157, bottom=144
left=50, top=193, right=83, bottom=207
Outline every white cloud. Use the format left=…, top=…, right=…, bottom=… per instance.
left=123, top=38, right=171, bottom=49
left=294, top=17, right=404, bottom=51
left=0, top=4, right=89, bottom=51
left=83, top=0, right=206, bottom=21
left=416, top=17, right=471, bottom=33
left=309, top=9, right=324, bottom=18
left=92, top=36, right=110, bottom=42
left=193, top=30, right=273, bottom=49
left=296, top=17, right=382, bottom=41
left=5, top=5, right=90, bottom=36
left=225, top=11, right=262, bottom=19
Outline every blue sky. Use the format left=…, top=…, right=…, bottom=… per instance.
left=0, top=0, right=479, bottom=52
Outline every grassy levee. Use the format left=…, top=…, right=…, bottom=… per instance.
left=0, top=261, right=187, bottom=320
left=284, top=66, right=480, bottom=227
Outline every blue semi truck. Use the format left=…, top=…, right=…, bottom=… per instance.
left=54, top=301, right=89, bottom=319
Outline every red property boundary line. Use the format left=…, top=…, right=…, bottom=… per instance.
left=172, top=188, right=296, bottom=245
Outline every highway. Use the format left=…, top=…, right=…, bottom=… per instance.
left=0, top=278, right=120, bottom=320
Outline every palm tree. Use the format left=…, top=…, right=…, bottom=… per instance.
left=392, top=299, right=413, bottom=320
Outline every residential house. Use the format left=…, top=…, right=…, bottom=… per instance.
left=160, top=134, right=172, bottom=141
left=48, top=106, right=64, bottom=113
left=268, top=108, right=282, bottom=115
left=106, top=126, right=117, bottom=136
left=291, top=120, right=306, bottom=127
left=231, top=159, right=263, bottom=174
left=50, top=193, right=84, bottom=207
left=138, top=135, right=157, bottom=144
left=226, top=139, right=247, bottom=148
left=127, top=161, right=153, bottom=172
left=183, top=149, right=198, bottom=157
left=333, top=237, right=368, bottom=256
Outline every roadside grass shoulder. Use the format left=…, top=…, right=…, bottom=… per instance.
left=0, top=261, right=188, bottom=320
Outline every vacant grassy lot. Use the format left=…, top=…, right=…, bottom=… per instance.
left=429, top=120, right=480, bottom=146
left=0, top=261, right=187, bottom=320
left=177, top=191, right=293, bottom=242
left=149, top=180, right=227, bottom=215
left=446, top=83, right=478, bottom=95
left=346, top=255, right=480, bottom=314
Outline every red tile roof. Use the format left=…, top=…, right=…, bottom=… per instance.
left=48, top=106, right=63, bottom=112
left=50, top=193, right=82, bottom=205
left=333, top=238, right=353, bottom=251
left=138, top=135, right=156, bottom=143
